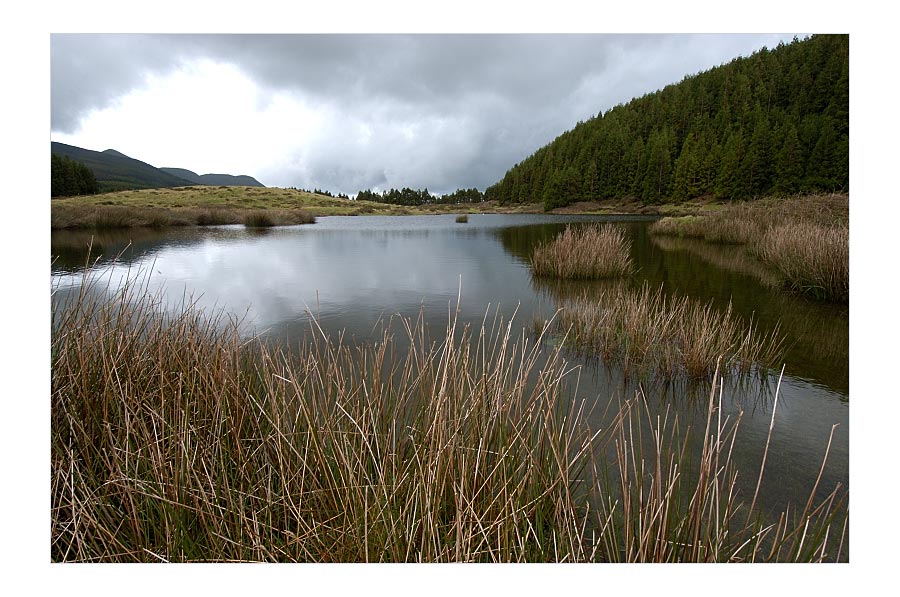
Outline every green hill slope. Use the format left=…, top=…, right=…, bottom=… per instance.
left=50, top=142, right=195, bottom=192
left=484, top=35, right=848, bottom=210
left=159, top=167, right=265, bottom=187
left=50, top=143, right=265, bottom=192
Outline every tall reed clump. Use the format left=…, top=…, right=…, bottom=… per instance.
left=531, top=224, right=633, bottom=279
left=547, top=283, right=784, bottom=380
left=242, top=210, right=275, bottom=227
left=51, top=272, right=843, bottom=562
left=52, top=276, right=597, bottom=562
left=649, top=194, right=849, bottom=303
left=242, top=209, right=316, bottom=227
left=752, top=223, right=849, bottom=302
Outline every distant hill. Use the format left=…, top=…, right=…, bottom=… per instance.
left=485, top=35, right=849, bottom=209
left=159, top=167, right=265, bottom=187
left=50, top=142, right=266, bottom=192
left=51, top=142, right=194, bottom=192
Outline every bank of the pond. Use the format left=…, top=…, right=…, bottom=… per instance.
left=51, top=185, right=737, bottom=229
left=51, top=202, right=316, bottom=229
left=51, top=275, right=846, bottom=562
left=649, top=194, right=849, bottom=302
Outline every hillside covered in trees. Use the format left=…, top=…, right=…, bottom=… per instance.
left=51, top=154, right=100, bottom=197
left=484, top=35, right=848, bottom=210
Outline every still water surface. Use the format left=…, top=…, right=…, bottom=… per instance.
left=51, top=214, right=849, bottom=519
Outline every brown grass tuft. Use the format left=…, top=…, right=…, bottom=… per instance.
left=531, top=224, right=633, bottom=279
left=546, top=283, right=784, bottom=380
left=752, top=223, right=849, bottom=302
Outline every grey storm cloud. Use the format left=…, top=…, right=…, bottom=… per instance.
left=51, top=33, right=797, bottom=194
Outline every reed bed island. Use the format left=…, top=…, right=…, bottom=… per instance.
left=531, top=224, right=633, bottom=279
left=540, top=283, right=785, bottom=381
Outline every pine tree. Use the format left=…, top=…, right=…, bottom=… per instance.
left=774, top=123, right=804, bottom=194
left=715, top=130, right=745, bottom=199
left=740, top=110, right=773, bottom=196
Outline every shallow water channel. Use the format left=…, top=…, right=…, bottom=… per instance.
left=51, top=214, right=849, bottom=538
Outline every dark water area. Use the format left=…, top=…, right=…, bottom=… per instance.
left=51, top=214, right=849, bottom=525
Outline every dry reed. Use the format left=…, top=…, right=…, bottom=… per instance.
left=649, top=194, right=849, bottom=303
left=531, top=224, right=633, bottom=279
left=594, top=368, right=846, bottom=562
left=547, top=283, right=784, bottom=380
left=752, top=223, right=849, bottom=302
left=50, top=271, right=843, bottom=562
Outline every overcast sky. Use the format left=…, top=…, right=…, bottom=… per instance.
left=51, top=33, right=799, bottom=195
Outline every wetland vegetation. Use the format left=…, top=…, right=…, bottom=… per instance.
left=531, top=224, right=633, bottom=279
left=540, top=282, right=784, bottom=381
left=51, top=273, right=845, bottom=562
left=49, top=34, right=850, bottom=563
left=650, top=194, right=849, bottom=302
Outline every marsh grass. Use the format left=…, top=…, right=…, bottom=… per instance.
left=51, top=270, right=842, bottom=562
left=649, top=194, right=849, bottom=302
left=595, top=373, right=846, bottom=562
left=531, top=224, right=633, bottom=279
left=52, top=276, right=594, bottom=562
left=647, top=215, right=707, bottom=239
left=650, top=212, right=760, bottom=245
left=242, top=209, right=314, bottom=228
left=243, top=211, right=275, bottom=227
left=51, top=202, right=315, bottom=229
left=545, top=283, right=784, bottom=381
left=753, top=223, right=849, bottom=302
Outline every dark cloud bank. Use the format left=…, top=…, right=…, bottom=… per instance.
left=52, top=34, right=797, bottom=194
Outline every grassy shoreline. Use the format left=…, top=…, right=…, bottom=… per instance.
left=649, top=194, right=849, bottom=302
left=51, top=185, right=732, bottom=229
left=51, top=273, right=846, bottom=562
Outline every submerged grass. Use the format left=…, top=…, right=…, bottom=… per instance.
left=596, top=374, right=846, bottom=562
left=649, top=194, right=849, bottom=302
left=531, top=224, right=633, bottom=279
left=51, top=271, right=843, bottom=562
left=543, top=283, right=785, bottom=381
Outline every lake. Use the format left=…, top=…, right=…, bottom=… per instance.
left=51, top=213, right=849, bottom=522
